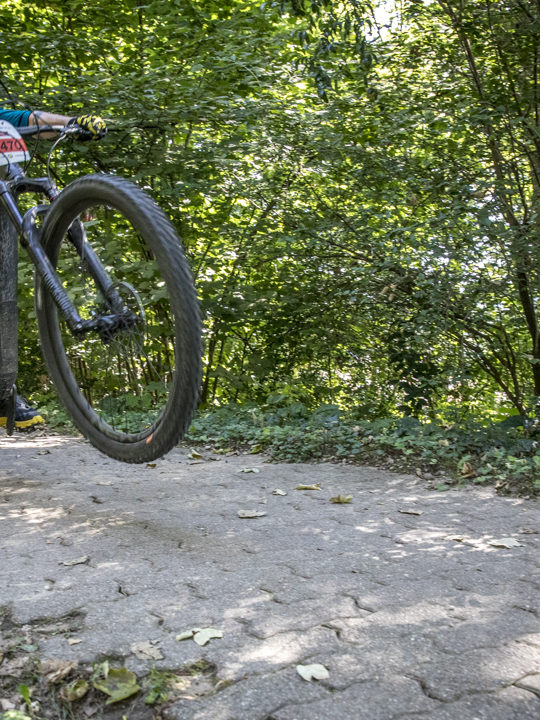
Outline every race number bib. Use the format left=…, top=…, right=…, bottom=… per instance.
left=0, top=120, right=30, bottom=166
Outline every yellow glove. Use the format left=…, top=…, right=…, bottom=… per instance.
left=67, top=114, right=107, bottom=140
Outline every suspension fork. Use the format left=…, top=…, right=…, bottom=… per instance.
left=0, top=170, right=88, bottom=334
left=64, top=218, right=126, bottom=313
left=41, top=177, right=127, bottom=314
left=3, top=168, right=128, bottom=337
left=22, top=205, right=90, bottom=333
left=24, top=206, right=130, bottom=336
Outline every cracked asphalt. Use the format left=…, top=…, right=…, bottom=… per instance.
left=1, top=432, right=539, bottom=719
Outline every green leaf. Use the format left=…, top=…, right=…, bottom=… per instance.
left=329, top=494, right=353, bottom=503
left=93, top=668, right=140, bottom=705
left=59, top=678, right=90, bottom=702
left=17, top=685, right=31, bottom=709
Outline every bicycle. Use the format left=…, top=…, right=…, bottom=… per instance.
left=0, top=119, right=201, bottom=463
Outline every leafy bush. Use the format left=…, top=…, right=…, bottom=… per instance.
left=187, top=403, right=540, bottom=495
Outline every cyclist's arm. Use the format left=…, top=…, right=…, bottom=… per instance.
left=0, top=107, right=106, bottom=139
left=0, top=108, right=72, bottom=127
left=29, top=110, right=73, bottom=127
left=26, top=110, right=72, bottom=137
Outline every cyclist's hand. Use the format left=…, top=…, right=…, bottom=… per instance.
left=67, top=114, right=107, bottom=140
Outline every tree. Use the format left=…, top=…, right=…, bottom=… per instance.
left=283, top=0, right=540, bottom=415
left=2, top=0, right=539, bottom=420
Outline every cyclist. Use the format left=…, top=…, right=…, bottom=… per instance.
left=0, top=107, right=106, bottom=136
left=0, top=106, right=106, bottom=429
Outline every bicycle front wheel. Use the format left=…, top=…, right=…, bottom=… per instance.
left=36, top=174, right=201, bottom=463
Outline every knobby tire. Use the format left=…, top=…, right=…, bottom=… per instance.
left=35, top=174, right=201, bottom=463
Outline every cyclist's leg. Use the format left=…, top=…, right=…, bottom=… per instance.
left=0, top=175, right=19, bottom=403
left=0, top=394, right=45, bottom=429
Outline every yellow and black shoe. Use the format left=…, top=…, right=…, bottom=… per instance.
left=0, top=395, right=45, bottom=430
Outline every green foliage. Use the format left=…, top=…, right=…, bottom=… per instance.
left=16, top=686, right=32, bottom=716
left=188, top=403, right=540, bottom=494
left=2, top=1, right=540, bottom=447
left=30, top=397, right=73, bottom=431
left=143, top=669, right=174, bottom=706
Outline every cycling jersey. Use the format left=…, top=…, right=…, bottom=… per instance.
left=0, top=108, right=31, bottom=127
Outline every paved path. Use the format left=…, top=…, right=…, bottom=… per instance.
left=0, top=433, right=539, bottom=719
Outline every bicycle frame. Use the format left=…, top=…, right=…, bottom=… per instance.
left=0, top=163, right=126, bottom=334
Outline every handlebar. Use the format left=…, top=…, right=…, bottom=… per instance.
left=18, top=125, right=79, bottom=137
left=18, top=120, right=106, bottom=141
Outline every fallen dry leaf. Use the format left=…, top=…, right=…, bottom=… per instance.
left=460, top=461, right=476, bottom=478
left=83, top=702, right=99, bottom=716
left=59, top=556, right=89, bottom=567
left=398, top=508, right=423, bottom=516
left=175, top=629, right=200, bottom=642
left=175, top=628, right=222, bottom=646
left=296, top=663, right=329, bottom=682
left=272, top=489, right=287, bottom=496
left=296, top=483, right=321, bottom=491
left=239, top=467, right=260, bottom=474
left=130, top=640, right=163, bottom=661
left=41, top=659, right=77, bottom=684
left=193, top=628, right=223, bottom=646
left=489, top=537, right=523, bottom=548
left=237, top=509, right=267, bottom=518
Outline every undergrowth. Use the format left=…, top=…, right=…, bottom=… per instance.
left=30, top=395, right=540, bottom=494
left=187, top=403, right=540, bottom=495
